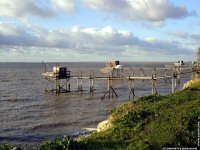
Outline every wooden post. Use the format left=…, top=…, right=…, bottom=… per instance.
left=101, top=75, right=118, bottom=100
left=129, top=76, right=135, bottom=100
left=66, top=79, right=68, bottom=92
left=56, top=79, right=60, bottom=93
left=172, top=67, right=175, bottom=93
left=121, top=68, right=123, bottom=79
left=92, top=72, right=94, bottom=93
left=77, top=70, right=79, bottom=92
left=174, top=76, right=177, bottom=91
left=131, top=67, right=134, bottom=77
left=128, top=67, right=135, bottom=100
left=89, top=71, right=94, bottom=94
left=151, top=66, right=157, bottom=95
left=195, top=64, right=199, bottom=78
left=177, top=66, right=181, bottom=85
left=141, top=68, right=144, bottom=82
left=108, top=75, right=110, bottom=98
left=164, top=67, right=168, bottom=83
left=89, top=72, right=92, bottom=93
left=55, top=77, right=58, bottom=93
left=68, top=83, right=70, bottom=92
left=80, top=70, right=83, bottom=93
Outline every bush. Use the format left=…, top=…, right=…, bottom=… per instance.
left=39, top=136, right=74, bottom=150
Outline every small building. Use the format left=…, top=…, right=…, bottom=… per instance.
left=53, top=66, right=70, bottom=79
left=174, top=61, right=184, bottom=67
left=101, top=60, right=123, bottom=78
left=106, top=60, right=119, bottom=67
left=42, top=65, right=70, bottom=93
left=190, top=61, right=196, bottom=65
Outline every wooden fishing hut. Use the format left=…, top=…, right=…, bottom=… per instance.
left=101, top=60, right=123, bottom=78
left=42, top=64, right=70, bottom=93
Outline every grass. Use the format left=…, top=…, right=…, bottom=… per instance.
left=79, top=81, right=200, bottom=149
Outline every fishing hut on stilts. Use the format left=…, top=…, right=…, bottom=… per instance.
left=42, top=63, right=71, bottom=93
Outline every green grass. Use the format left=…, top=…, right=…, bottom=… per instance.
left=79, top=81, right=200, bottom=149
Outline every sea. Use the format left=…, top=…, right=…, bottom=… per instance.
left=0, top=62, right=192, bottom=144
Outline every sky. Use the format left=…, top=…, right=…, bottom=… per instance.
left=0, top=0, right=199, bottom=62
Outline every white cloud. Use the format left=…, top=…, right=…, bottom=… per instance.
left=83, top=0, right=196, bottom=22
left=0, top=0, right=76, bottom=20
left=0, top=0, right=55, bottom=18
left=51, top=0, right=76, bottom=13
left=0, top=23, right=194, bottom=61
left=0, top=0, right=196, bottom=24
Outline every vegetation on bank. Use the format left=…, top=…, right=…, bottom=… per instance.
left=79, top=80, right=200, bottom=149
left=1, top=79, right=200, bottom=150
left=0, top=136, right=75, bottom=150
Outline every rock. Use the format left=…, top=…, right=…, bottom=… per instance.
left=182, top=77, right=200, bottom=89
left=97, top=119, right=113, bottom=132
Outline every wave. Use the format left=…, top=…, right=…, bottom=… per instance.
left=1, top=98, right=32, bottom=103
left=28, top=122, right=79, bottom=131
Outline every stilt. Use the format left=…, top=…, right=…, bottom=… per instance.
left=101, top=75, right=118, bottom=100
left=68, top=83, right=71, bottom=92
left=89, top=71, right=94, bottom=94
left=177, top=66, right=181, bottom=85
left=108, top=76, right=110, bottom=98
left=129, top=76, right=135, bottom=100
left=152, top=66, right=157, bottom=95
left=141, top=68, right=145, bottom=82
left=172, top=67, right=175, bottom=93
left=164, top=67, right=167, bottom=83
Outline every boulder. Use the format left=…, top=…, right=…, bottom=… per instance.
left=97, top=120, right=113, bottom=132
left=182, top=77, right=200, bottom=89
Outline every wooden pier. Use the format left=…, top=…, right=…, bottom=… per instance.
left=42, top=63, right=200, bottom=100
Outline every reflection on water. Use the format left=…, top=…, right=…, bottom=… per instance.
left=0, top=62, right=192, bottom=144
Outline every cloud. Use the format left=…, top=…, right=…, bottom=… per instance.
left=83, top=0, right=196, bottom=22
left=0, top=0, right=55, bottom=18
left=51, top=0, right=76, bottom=13
left=0, top=0, right=196, bottom=24
left=0, top=23, right=193, bottom=61
left=141, top=21, right=165, bottom=29
left=167, top=31, right=189, bottom=39
left=191, top=33, right=200, bottom=41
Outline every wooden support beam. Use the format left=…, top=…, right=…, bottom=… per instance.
left=101, top=75, right=118, bottom=100
left=89, top=71, right=94, bottom=94
left=177, top=66, right=181, bottom=85
left=172, top=67, right=175, bottom=93
left=152, top=66, right=157, bottom=95
left=129, top=77, right=135, bottom=100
